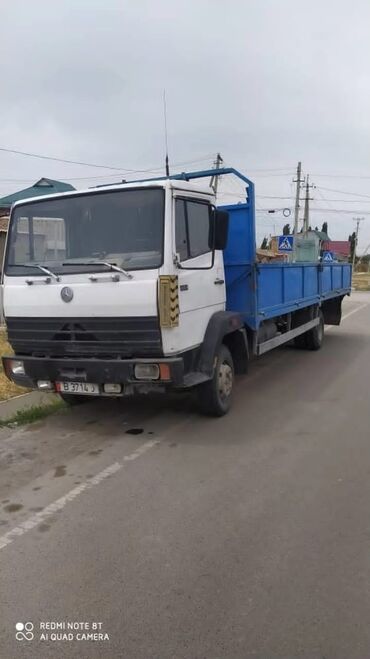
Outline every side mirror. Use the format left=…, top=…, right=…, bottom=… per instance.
left=212, top=209, right=229, bottom=251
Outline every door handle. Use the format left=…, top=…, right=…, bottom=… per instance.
left=214, top=278, right=224, bottom=285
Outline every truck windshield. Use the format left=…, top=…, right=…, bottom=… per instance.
left=5, top=188, right=164, bottom=275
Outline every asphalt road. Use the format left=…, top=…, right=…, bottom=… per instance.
left=1, top=292, right=370, bottom=659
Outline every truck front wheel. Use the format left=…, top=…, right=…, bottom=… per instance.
left=197, top=344, right=234, bottom=416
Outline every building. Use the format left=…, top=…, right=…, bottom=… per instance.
left=322, top=240, right=350, bottom=261
left=0, top=177, right=75, bottom=268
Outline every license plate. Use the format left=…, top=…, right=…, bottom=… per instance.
left=56, top=381, right=100, bottom=395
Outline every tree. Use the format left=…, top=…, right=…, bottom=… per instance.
left=349, top=232, right=356, bottom=262
left=260, top=237, right=268, bottom=249
left=321, top=221, right=328, bottom=234
left=315, top=226, right=318, bottom=231
left=282, top=223, right=291, bottom=235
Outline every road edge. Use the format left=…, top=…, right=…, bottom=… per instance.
left=0, top=391, right=59, bottom=420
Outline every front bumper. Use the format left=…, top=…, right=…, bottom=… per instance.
left=2, top=355, right=185, bottom=392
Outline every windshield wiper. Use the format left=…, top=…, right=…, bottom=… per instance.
left=62, top=260, right=133, bottom=279
left=11, top=263, right=60, bottom=281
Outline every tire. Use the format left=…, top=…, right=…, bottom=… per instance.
left=294, top=310, right=324, bottom=351
left=59, top=393, right=90, bottom=406
left=305, top=310, right=324, bottom=350
left=197, top=344, right=234, bottom=416
left=293, top=333, right=308, bottom=349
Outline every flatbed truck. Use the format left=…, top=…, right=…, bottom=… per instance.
left=2, top=167, right=351, bottom=415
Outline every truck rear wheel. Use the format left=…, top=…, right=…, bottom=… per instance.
left=305, top=310, right=324, bottom=350
left=197, top=344, right=234, bottom=416
left=294, top=310, right=324, bottom=351
left=293, top=333, right=308, bottom=349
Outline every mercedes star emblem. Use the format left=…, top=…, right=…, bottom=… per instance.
left=61, top=286, right=74, bottom=303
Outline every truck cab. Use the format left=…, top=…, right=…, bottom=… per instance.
left=2, top=174, right=239, bottom=415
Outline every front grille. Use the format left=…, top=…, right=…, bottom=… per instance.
left=6, top=317, right=162, bottom=358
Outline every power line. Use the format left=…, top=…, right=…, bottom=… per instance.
left=0, top=146, right=216, bottom=174
left=255, top=207, right=370, bottom=215
left=256, top=195, right=370, bottom=202
left=312, top=172, right=370, bottom=180
left=221, top=159, right=295, bottom=174
left=310, top=198, right=370, bottom=203
left=249, top=172, right=295, bottom=178
left=0, top=146, right=134, bottom=171
left=219, top=192, right=370, bottom=214
left=0, top=160, right=216, bottom=183
left=316, top=185, right=370, bottom=199
left=307, top=208, right=370, bottom=215
left=244, top=166, right=295, bottom=172
left=219, top=191, right=294, bottom=201
left=2, top=149, right=370, bottom=183
left=257, top=195, right=294, bottom=200
left=0, top=147, right=295, bottom=176
left=315, top=188, right=337, bottom=212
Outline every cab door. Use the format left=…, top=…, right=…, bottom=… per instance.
left=161, top=195, right=226, bottom=355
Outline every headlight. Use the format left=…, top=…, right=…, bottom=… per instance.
left=134, top=364, right=160, bottom=380
left=9, top=359, right=25, bottom=375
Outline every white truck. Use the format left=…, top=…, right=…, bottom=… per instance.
left=1, top=168, right=351, bottom=416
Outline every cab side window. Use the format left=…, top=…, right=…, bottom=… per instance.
left=175, top=199, right=211, bottom=262
left=175, top=199, right=188, bottom=262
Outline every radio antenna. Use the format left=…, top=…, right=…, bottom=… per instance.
left=163, top=89, right=170, bottom=177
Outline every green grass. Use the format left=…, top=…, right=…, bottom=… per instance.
left=0, top=400, right=65, bottom=428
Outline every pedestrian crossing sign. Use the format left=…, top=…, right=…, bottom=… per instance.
left=278, top=235, right=294, bottom=252
left=322, top=251, right=335, bottom=262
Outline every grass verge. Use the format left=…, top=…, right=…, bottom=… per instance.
left=352, top=273, right=370, bottom=291
left=0, top=400, right=65, bottom=428
left=0, top=329, right=30, bottom=400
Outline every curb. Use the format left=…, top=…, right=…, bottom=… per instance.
left=0, top=391, right=59, bottom=420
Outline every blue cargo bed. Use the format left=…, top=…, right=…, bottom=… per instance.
left=222, top=198, right=351, bottom=331
left=225, top=259, right=351, bottom=331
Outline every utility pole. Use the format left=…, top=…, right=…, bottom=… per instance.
left=210, top=153, right=223, bottom=195
left=292, top=161, right=305, bottom=262
left=302, top=175, right=315, bottom=233
left=293, top=161, right=304, bottom=235
left=352, top=217, right=365, bottom=273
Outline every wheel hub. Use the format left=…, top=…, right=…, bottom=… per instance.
left=218, top=362, right=233, bottom=399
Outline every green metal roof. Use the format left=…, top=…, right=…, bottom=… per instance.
left=0, top=177, right=75, bottom=208
left=314, top=230, right=331, bottom=241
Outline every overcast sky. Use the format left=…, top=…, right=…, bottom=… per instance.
left=1, top=0, right=370, bottom=247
